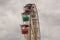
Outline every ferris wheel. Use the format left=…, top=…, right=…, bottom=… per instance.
left=20, top=4, right=40, bottom=40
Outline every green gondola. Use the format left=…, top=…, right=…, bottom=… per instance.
left=32, top=14, right=36, bottom=18
left=23, top=16, right=29, bottom=21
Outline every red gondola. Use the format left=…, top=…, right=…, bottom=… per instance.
left=21, top=29, right=28, bottom=34
left=25, top=9, right=31, bottom=13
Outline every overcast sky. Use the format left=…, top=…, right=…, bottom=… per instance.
left=0, top=0, right=60, bottom=40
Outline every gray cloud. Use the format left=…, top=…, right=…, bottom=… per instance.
left=0, top=0, right=60, bottom=40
